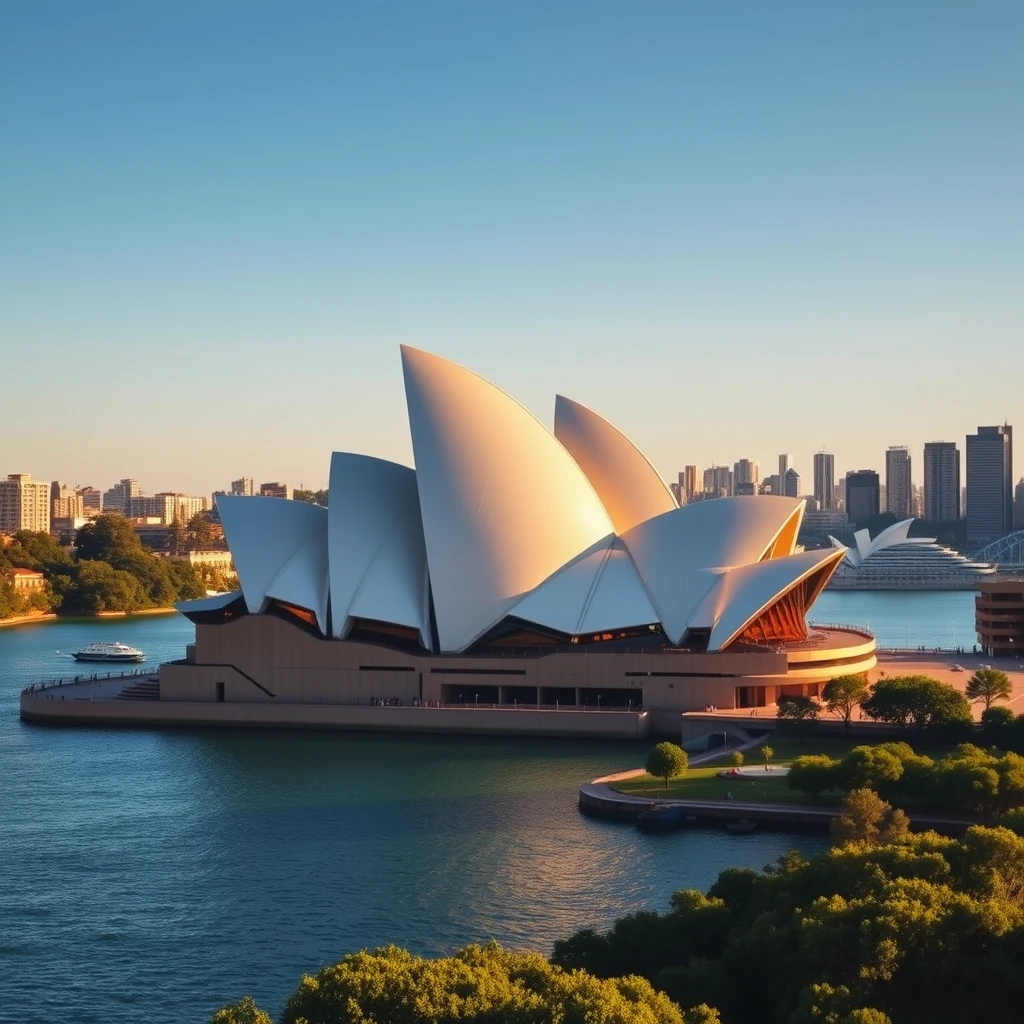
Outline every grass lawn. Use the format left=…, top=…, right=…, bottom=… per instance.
left=609, top=736, right=952, bottom=806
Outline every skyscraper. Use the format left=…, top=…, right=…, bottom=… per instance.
left=778, top=454, right=789, bottom=485
left=966, top=425, right=1014, bottom=543
left=885, top=446, right=912, bottom=518
left=1016, top=478, right=1024, bottom=530
left=784, top=468, right=801, bottom=498
left=703, top=465, right=733, bottom=498
left=813, top=452, right=835, bottom=510
left=733, top=459, right=759, bottom=489
left=845, top=470, right=880, bottom=526
left=680, top=466, right=701, bottom=504
left=923, top=442, right=960, bottom=523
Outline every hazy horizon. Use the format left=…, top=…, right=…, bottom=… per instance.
left=2, top=2, right=1021, bottom=497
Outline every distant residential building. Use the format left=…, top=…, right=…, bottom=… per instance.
left=976, top=578, right=1024, bottom=657
left=0, top=474, right=51, bottom=534
left=78, top=486, right=102, bottom=512
left=231, top=477, right=254, bottom=497
left=966, top=425, right=1013, bottom=543
left=885, top=446, right=912, bottom=518
left=734, top=481, right=756, bottom=496
left=259, top=481, right=293, bottom=500
left=813, top=452, right=835, bottom=510
left=103, top=478, right=142, bottom=514
left=733, top=459, right=759, bottom=489
left=170, top=550, right=234, bottom=570
left=50, top=481, right=84, bottom=522
left=846, top=470, right=880, bottom=526
left=702, top=465, right=733, bottom=498
left=669, top=482, right=681, bottom=504
left=129, top=493, right=207, bottom=525
left=799, top=509, right=848, bottom=539
left=784, top=468, right=800, bottom=498
left=761, top=474, right=781, bottom=495
left=923, top=442, right=960, bottom=523
left=1016, top=478, right=1024, bottom=530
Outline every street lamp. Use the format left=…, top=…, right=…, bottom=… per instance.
left=475, top=693, right=479, bottom=707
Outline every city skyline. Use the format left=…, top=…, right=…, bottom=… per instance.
left=2, top=3, right=1022, bottom=495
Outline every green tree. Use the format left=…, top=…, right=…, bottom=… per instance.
left=187, top=511, right=214, bottom=551
left=829, top=788, right=910, bottom=848
left=646, top=742, right=688, bottom=789
left=761, top=744, right=774, bottom=770
left=75, top=514, right=144, bottom=562
left=821, top=674, right=869, bottom=731
left=965, top=667, right=1013, bottom=711
left=730, top=751, right=744, bottom=767
left=835, top=746, right=904, bottom=796
left=982, top=705, right=1016, bottom=749
left=208, top=996, right=272, bottom=1024
left=278, top=943, right=690, bottom=1024
left=861, top=676, right=972, bottom=735
left=293, top=488, right=328, bottom=506
left=788, top=755, right=838, bottom=799
left=777, top=695, right=820, bottom=741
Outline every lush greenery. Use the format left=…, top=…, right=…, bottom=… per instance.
left=212, top=942, right=715, bottom=1024
left=293, top=488, right=328, bottom=506
left=965, top=667, right=1013, bottom=711
left=821, top=674, right=870, bottom=729
left=646, top=742, right=689, bottom=789
left=788, top=741, right=1024, bottom=820
left=0, top=518, right=205, bottom=617
left=215, top=820, right=1024, bottom=1024
left=551, top=821, right=1024, bottom=1023
left=859, top=675, right=973, bottom=736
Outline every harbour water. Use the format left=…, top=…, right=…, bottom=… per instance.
left=0, top=591, right=976, bottom=1022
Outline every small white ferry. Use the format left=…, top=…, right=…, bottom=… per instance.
left=72, top=642, right=146, bottom=663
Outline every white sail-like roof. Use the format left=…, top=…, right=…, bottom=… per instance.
left=402, top=346, right=614, bottom=653
left=829, top=519, right=933, bottom=567
left=690, top=547, right=846, bottom=650
left=327, top=453, right=430, bottom=645
left=554, top=395, right=676, bottom=534
left=620, top=496, right=805, bottom=643
left=511, top=536, right=658, bottom=636
left=216, top=496, right=328, bottom=620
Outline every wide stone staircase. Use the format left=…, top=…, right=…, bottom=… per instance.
left=117, top=678, right=160, bottom=701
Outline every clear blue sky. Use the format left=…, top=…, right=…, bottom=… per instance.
left=2, top=1, right=1021, bottom=497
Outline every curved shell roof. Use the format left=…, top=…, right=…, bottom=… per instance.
left=196, top=350, right=842, bottom=656
left=327, top=453, right=430, bottom=645
left=216, top=496, right=329, bottom=630
left=402, top=346, right=613, bottom=653
left=554, top=395, right=677, bottom=534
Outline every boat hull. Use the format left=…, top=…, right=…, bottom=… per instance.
left=73, top=653, right=145, bottom=663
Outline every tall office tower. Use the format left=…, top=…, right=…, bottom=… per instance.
left=813, top=452, right=835, bottom=510
left=845, top=470, right=880, bottom=526
left=733, top=459, right=760, bottom=489
left=784, top=468, right=801, bottom=498
left=885, top=446, right=912, bottom=518
left=923, top=442, right=960, bottom=523
left=669, top=482, right=682, bottom=504
left=103, top=478, right=142, bottom=513
left=778, top=454, right=789, bottom=484
left=78, top=486, right=102, bottom=511
left=50, top=481, right=84, bottom=520
left=912, top=485, right=924, bottom=518
left=0, top=474, right=51, bottom=533
left=259, top=481, right=293, bottom=500
left=703, top=465, right=733, bottom=498
left=680, top=465, right=701, bottom=503
left=966, top=425, right=1014, bottom=543
left=231, top=477, right=254, bottom=496
left=1016, top=478, right=1024, bottom=529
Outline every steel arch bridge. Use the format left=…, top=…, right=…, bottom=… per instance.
left=971, top=531, right=1024, bottom=567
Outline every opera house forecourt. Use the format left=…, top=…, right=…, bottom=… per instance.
left=21, top=348, right=875, bottom=737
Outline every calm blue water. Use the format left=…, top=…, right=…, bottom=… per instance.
left=0, top=592, right=973, bottom=1022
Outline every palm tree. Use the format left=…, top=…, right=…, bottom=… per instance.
left=965, top=667, right=1013, bottom=712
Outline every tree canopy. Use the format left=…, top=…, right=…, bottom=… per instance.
left=821, top=674, right=869, bottom=729
left=965, top=667, right=1013, bottom=711
left=860, top=675, right=972, bottom=736
left=646, top=742, right=688, bottom=788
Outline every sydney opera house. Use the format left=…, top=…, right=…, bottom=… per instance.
left=161, top=348, right=876, bottom=737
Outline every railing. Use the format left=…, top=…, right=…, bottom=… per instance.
left=21, top=666, right=156, bottom=696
